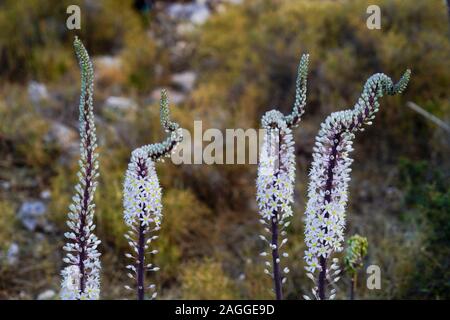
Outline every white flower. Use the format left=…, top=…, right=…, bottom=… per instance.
left=123, top=151, right=162, bottom=228
left=61, top=262, right=100, bottom=300
left=256, top=126, right=296, bottom=222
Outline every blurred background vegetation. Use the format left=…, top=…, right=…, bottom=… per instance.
left=0, top=0, right=449, bottom=299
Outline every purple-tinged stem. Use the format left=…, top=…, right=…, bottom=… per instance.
left=137, top=222, right=146, bottom=300
left=78, top=100, right=93, bottom=293
left=136, top=158, right=148, bottom=300
left=271, top=211, right=283, bottom=300
left=270, top=130, right=284, bottom=300
left=318, top=133, right=341, bottom=300
left=350, top=273, right=356, bottom=300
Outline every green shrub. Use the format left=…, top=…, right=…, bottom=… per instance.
left=157, top=189, right=214, bottom=282
left=0, top=0, right=150, bottom=83
left=0, top=92, right=57, bottom=171
left=121, top=32, right=169, bottom=93
left=398, top=159, right=450, bottom=298
left=0, top=200, right=15, bottom=252
left=0, top=0, right=70, bottom=81
left=194, top=0, right=449, bottom=158
left=181, top=259, right=238, bottom=299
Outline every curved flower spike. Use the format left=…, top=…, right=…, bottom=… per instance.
left=285, top=53, right=310, bottom=128
left=143, top=89, right=182, bottom=162
left=256, top=54, right=309, bottom=300
left=123, top=91, right=183, bottom=300
left=348, top=69, right=411, bottom=132
left=61, top=37, right=101, bottom=300
left=261, top=53, right=309, bottom=130
left=303, top=70, right=410, bottom=300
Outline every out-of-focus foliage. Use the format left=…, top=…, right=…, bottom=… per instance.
left=194, top=0, right=449, bottom=159
left=0, top=200, right=15, bottom=252
left=0, top=0, right=72, bottom=81
left=157, top=189, right=214, bottom=279
left=0, top=0, right=164, bottom=87
left=121, top=33, right=169, bottom=93
left=0, top=88, right=56, bottom=171
left=398, top=159, right=450, bottom=299
left=181, top=259, right=238, bottom=299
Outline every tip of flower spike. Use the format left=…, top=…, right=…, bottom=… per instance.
left=160, top=89, right=169, bottom=123
left=73, top=36, right=93, bottom=74
left=283, top=52, right=310, bottom=128
left=73, top=36, right=83, bottom=51
left=393, top=69, right=411, bottom=94
left=299, top=53, right=309, bottom=75
left=161, top=88, right=168, bottom=99
left=159, top=88, right=180, bottom=134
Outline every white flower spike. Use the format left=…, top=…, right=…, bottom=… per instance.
left=61, top=37, right=101, bottom=300
left=304, top=70, right=411, bottom=300
left=256, top=54, right=309, bottom=300
left=123, top=89, right=183, bottom=300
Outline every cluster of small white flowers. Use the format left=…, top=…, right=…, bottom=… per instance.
left=304, top=112, right=355, bottom=275
left=61, top=264, right=100, bottom=300
left=303, top=70, right=411, bottom=300
left=123, top=90, right=183, bottom=300
left=123, top=150, right=162, bottom=227
left=256, top=125, right=296, bottom=221
left=61, top=37, right=101, bottom=300
left=256, top=116, right=296, bottom=298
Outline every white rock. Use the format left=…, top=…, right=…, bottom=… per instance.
left=95, top=56, right=122, bottom=69
left=171, top=71, right=197, bottom=92
left=176, top=23, right=196, bottom=36
left=37, top=290, right=56, bottom=300
left=6, top=242, right=19, bottom=265
left=47, top=122, right=78, bottom=155
left=104, top=96, right=137, bottom=111
left=0, top=180, right=11, bottom=190
left=40, top=190, right=51, bottom=200
left=167, top=2, right=211, bottom=25
left=191, top=6, right=210, bottom=25
left=17, top=201, right=47, bottom=232
left=28, top=81, right=49, bottom=104
left=94, top=56, right=124, bottom=84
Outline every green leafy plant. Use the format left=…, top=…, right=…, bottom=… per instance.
left=344, top=234, right=368, bottom=300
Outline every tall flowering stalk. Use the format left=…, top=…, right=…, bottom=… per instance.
left=61, top=37, right=101, bottom=300
left=303, top=70, right=411, bottom=300
left=256, top=54, right=309, bottom=300
left=123, top=90, right=183, bottom=300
